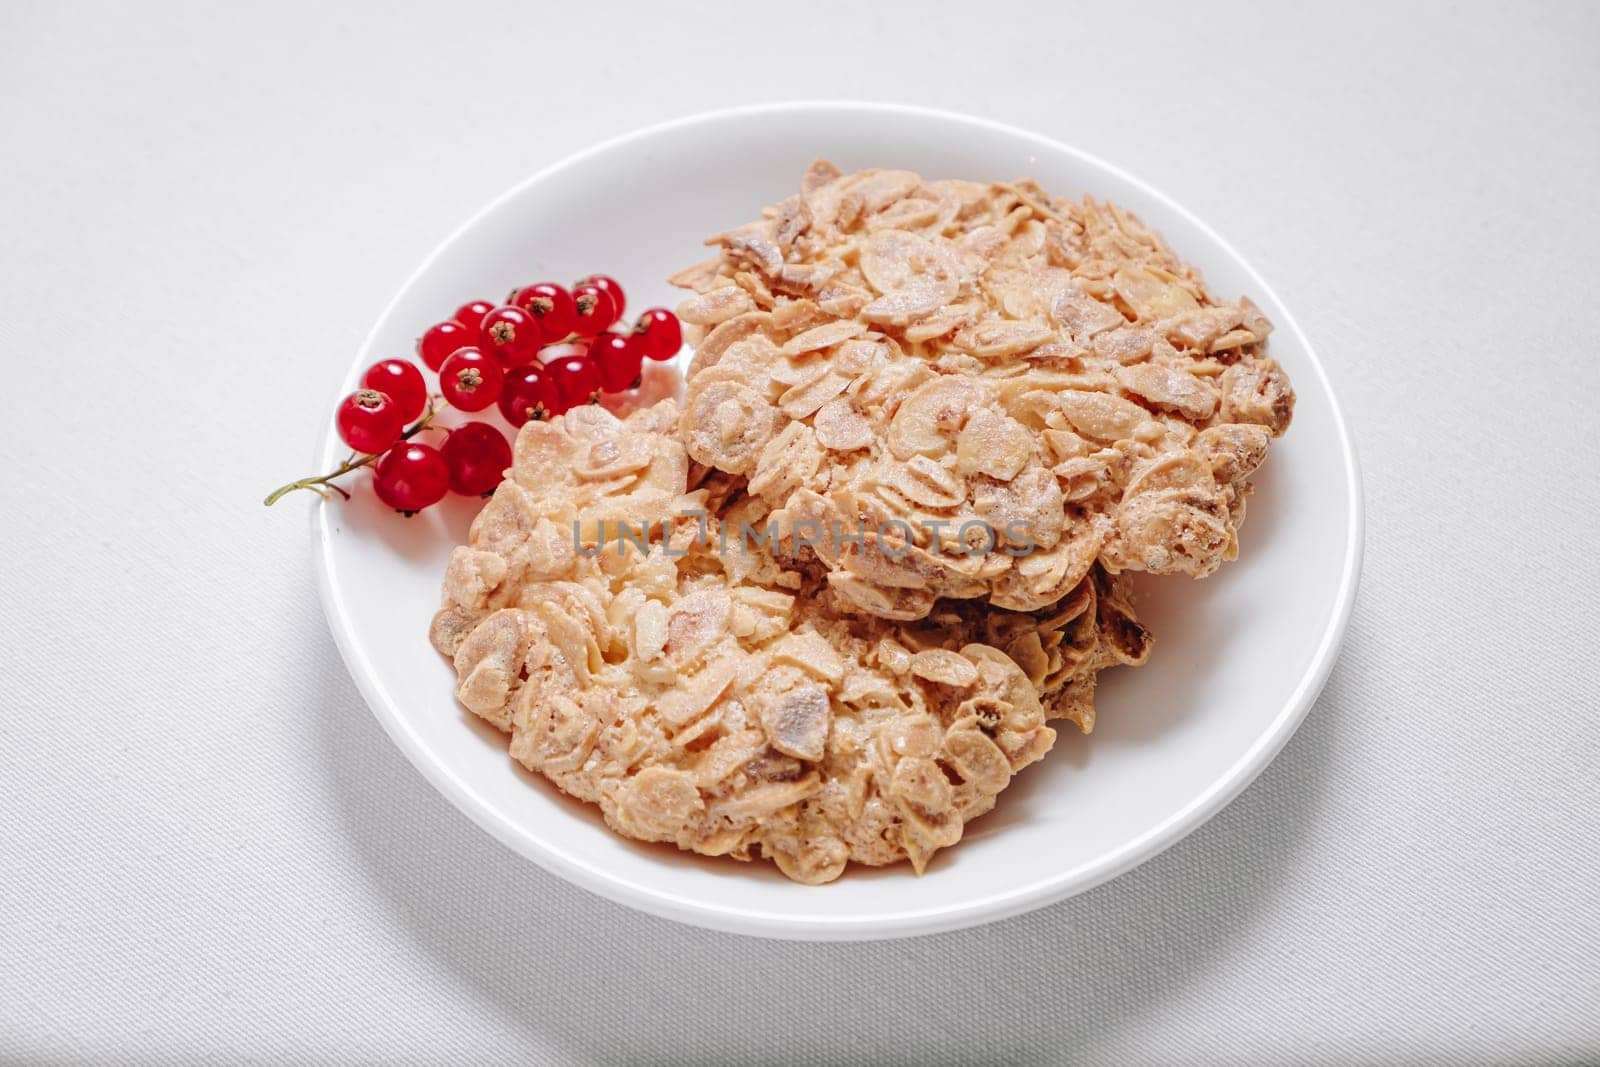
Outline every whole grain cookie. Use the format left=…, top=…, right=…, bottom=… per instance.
left=431, top=401, right=1147, bottom=883
left=675, top=162, right=1294, bottom=619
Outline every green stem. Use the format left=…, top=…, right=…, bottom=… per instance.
left=263, top=396, right=444, bottom=507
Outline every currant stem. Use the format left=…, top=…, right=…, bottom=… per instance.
left=263, top=396, right=444, bottom=507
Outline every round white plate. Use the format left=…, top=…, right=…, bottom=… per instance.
left=314, top=102, right=1363, bottom=941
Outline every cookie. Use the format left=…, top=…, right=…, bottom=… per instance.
left=675, top=162, right=1294, bottom=620
left=431, top=401, right=1147, bottom=883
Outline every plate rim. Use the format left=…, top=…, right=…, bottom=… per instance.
left=312, top=100, right=1365, bottom=941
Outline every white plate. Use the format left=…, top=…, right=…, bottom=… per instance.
left=314, top=102, right=1363, bottom=941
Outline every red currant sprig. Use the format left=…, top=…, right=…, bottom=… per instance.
left=268, top=276, right=675, bottom=516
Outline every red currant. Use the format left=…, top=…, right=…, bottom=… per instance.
left=418, top=320, right=473, bottom=372
left=478, top=305, right=542, bottom=367
left=372, top=443, right=449, bottom=513
left=336, top=389, right=404, bottom=454
left=590, top=332, right=643, bottom=393
left=439, top=347, right=504, bottom=412
left=440, top=421, right=513, bottom=497
left=453, top=299, right=496, bottom=333
left=576, top=274, right=626, bottom=324
left=499, top=364, right=563, bottom=426
left=510, top=282, right=577, bottom=343
left=360, top=359, right=427, bottom=422
left=548, top=354, right=603, bottom=408
left=632, top=307, right=683, bottom=362
left=570, top=283, right=615, bottom=338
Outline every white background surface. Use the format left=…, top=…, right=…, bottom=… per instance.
left=1, top=1, right=1595, bottom=1063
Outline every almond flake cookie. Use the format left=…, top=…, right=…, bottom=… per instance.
left=675, top=162, right=1294, bottom=620
left=430, top=401, right=1147, bottom=883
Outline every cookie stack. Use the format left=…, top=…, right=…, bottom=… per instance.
left=431, top=164, right=1294, bottom=883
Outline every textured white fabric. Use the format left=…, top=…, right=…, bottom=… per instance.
left=2, top=1, right=1597, bottom=1063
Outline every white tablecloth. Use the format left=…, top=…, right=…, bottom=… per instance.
left=3, top=2, right=1596, bottom=1062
